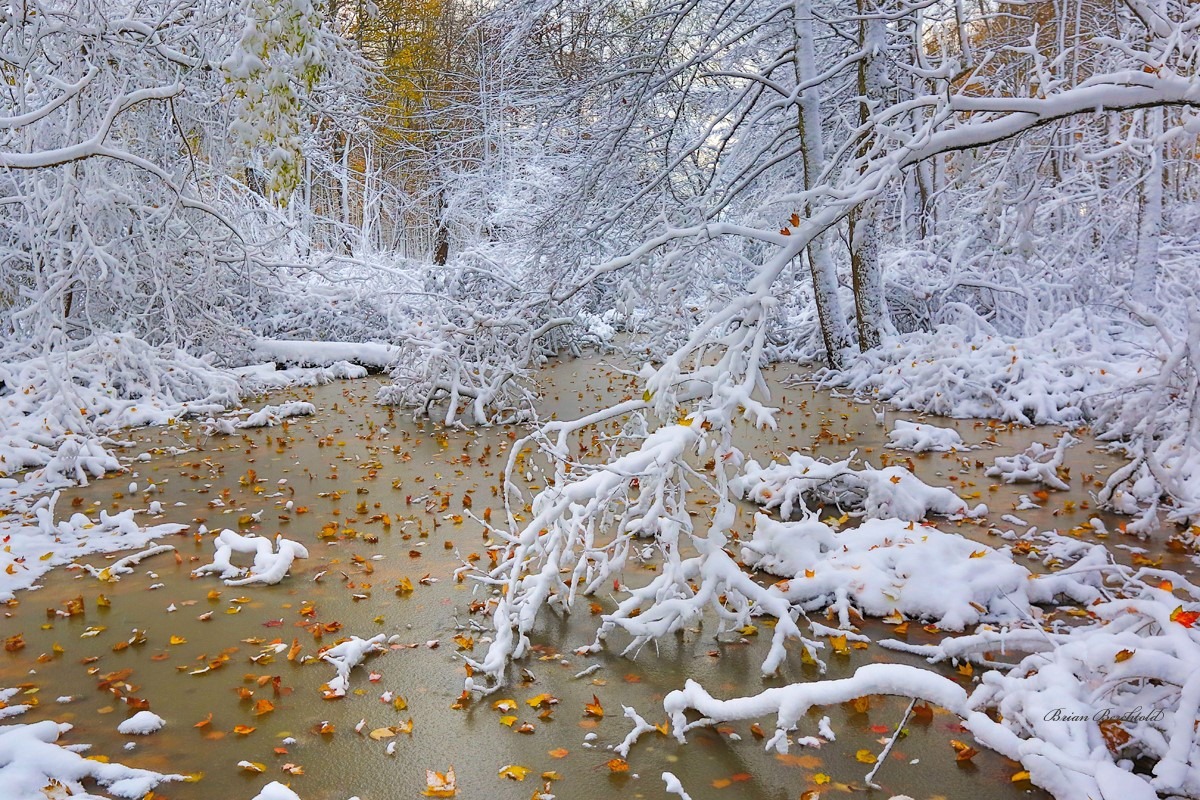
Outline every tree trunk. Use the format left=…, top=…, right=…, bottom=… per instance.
left=850, top=0, right=887, bottom=351
left=432, top=188, right=450, bottom=266
left=1133, top=106, right=1163, bottom=305
left=794, top=0, right=852, bottom=368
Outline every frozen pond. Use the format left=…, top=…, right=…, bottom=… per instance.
left=3, top=356, right=1192, bottom=800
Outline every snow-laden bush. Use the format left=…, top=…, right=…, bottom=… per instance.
left=0, top=333, right=238, bottom=489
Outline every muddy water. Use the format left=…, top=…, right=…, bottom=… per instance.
left=2, top=357, right=1194, bottom=800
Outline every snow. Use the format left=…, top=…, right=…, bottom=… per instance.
left=116, top=711, right=165, bottom=735
left=236, top=401, right=317, bottom=429
left=742, top=513, right=1098, bottom=630
left=191, top=530, right=309, bottom=586
left=0, top=702, right=180, bottom=799
left=986, top=433, right=1078, bottom=490
left=0, top=492, right=187, bottom=600
left=731, top=451, right=978, bottom=522
left=320, top=634, right=386, bottom=698
left=253, top=338, right=400, bottom=370
left=251, top=781, right=303, bottom=800
left=886, top=419, right=971, bottom=452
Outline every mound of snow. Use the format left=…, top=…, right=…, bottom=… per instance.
left=886, top=419, right=971, bottom=452
left=251, top=781, right=303, bottom=800
left=731, top=451, right=978, bottom=522
left=117, top=711, right=164, bottom=735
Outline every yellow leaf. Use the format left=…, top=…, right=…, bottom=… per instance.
left=393, top=695, right=408, bottom=711
left=969, top=550, right=987, bottom=559
left=396, top=577, right=414, bottom=595
left=369, top=727, right=396, bottom=740
left=526, top=693, right=557, bottom=709
left=498, top=764, right=531, bottom=781
left=169, top=635, right=187, bottom=645
left=493, top=698, right=517, bottom=712
left=1012, top=771, right=1031, bottom=782
left=856, top=749, right=877, bottom=764
left=813, top=773, right=831, bottom=785
left=830, top=634, right=849, bottom=655
left=739, top=624, right=758, bottom=636
left=238, top=761, right=266, bottom=773
left=1114, top=649, right=1135, bottom=662
left=499, top=715, right=517, bottom=727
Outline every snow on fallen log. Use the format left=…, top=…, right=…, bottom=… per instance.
left=252, top=338, right=400, bottom=370
left=663, top=664, right=969, bottom=753
left=78, top=544, right=176, bottom=582
left=731, top=451, right=981, bottom=521
left=886, top=419, right=973, bottom=452
left=236, top=402, right=316, bottom=429
left=233, top=360, right=368, bottom=393
left=985, top=432, right=1078, bottom=490
left=191, top=530, right=308, bottom=586
left=319, top=634, right=386, bottom=698
left=0, top=702, right=182, bottom=798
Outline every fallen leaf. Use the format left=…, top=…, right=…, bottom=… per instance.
left=498, top=764, right=530, bottom=781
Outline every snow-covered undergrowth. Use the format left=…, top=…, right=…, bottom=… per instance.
left=664, top=551, right=1200, bottom=800
left=820, top=308, right=1200, bottom=529
left=0, top=692, right=181, bottom=799
left=0, top=492, right=187, bottom=601
left=731, top=451, right=980, bottom=521
left=0, top=333, right=238, bottom=485
left=191, top=530, right=308, bottom=586
left=0, top=332, right=364, bottom=506
left=740, top=513, right=1099, bottom=630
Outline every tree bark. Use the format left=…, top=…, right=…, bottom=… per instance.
left=794, top=0, right=852, bottom=368
left=850, top=0, right=887, bottom=351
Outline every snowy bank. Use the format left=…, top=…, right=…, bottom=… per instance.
left=0, top=492, right=187, bottom=601
left=0, top=697, right=182, bottom=798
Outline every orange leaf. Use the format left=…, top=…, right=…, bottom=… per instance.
left=1170, top=605, right=1199, bottom=628
left=606, top=758, right=629, bottom=772
left=232, top=725, right=256, bottom=736
left=950, top=739, right=978, bottom=761
left=194, top=712, right=213, bottom=728
left=584, top=694, right=604, bottom=718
